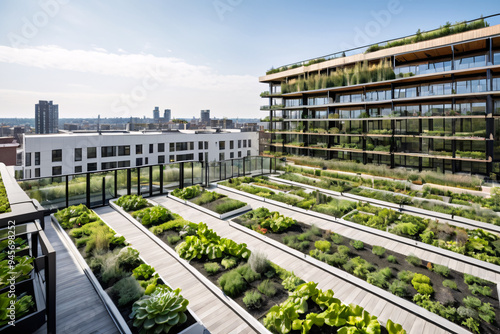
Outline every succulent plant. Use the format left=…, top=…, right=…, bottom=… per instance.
left=130, top=286, right=189, bottom=334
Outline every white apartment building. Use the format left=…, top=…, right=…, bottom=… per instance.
left=22, top=130, right=259, bottom=178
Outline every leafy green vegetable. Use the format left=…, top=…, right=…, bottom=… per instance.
left=0, top=291, right=34, bottom=326
left=115, top=194, right=149, bottom=211
left=132, top=206, right=175, bottom=226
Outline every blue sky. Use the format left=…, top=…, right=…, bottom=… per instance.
left=0, top=0, right=498, bottom=119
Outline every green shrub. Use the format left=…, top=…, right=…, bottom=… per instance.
left=282, top=274, right=305, bottom=291
left=191, top=190, right=224, bottom=205
left=412, top=273, right=433, bottom=295
left=442, top=280, right=457, bottom=290
left=464, top=273, right=490, bottom=286
left=337, top=245, right=350, bottom=255
left=366, top=268, right=392, bottom=289
left=478, top=302, right=495, bottom=323
left=219, top=271, right=246, bottom=297
left=350, top=240, right=364, bottom=250
left=243, top=290, right=263, bottom=309
left=372, top=246, right=386, bottom=257
left=405, top=254, right=422, bottom=266
left=116, top=247, right=141, bottom=272
left=204, top=262, right=220, bottom=275
left=330, top=233, right=343, bottom=244
left=258, top=280, right=278, bottom=297
left=431, top=264, right=450, bottom=277
left=310, top=225, right=322, bottom=237
left=314, top=240, right=331, bottom=252
left=343, top=257, right=374, bottom=280
left=461, top=317, right=480, bottom=333
left=132, top=264, right=156, bottom=281
left=214, top=199, right=246, bottom=214
left=397, top=270, right=415, bottom=283
left=235, top=264, right=261, bottom=283
left=389, top=280, right=409, bottom=297
left=172, top=185, right=202, bottom=200
left=167, top=235, right=181, bottom=245
left=221, top=257, right=238, bottom=270
left=468, top=283, right=492, bottom=297
left=101, top=255, right=127, bottom=285
left=112, top=276, right=144, bottom=306
left=387, top=255, right=397, bottom=263
left=115, top=194, right=148, bottom=211
left=132, top=206, right=175, bottom=226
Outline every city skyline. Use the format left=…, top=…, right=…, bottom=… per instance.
left=0, top=1, right=499, bottom=119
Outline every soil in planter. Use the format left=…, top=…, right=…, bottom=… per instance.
left=234, top=218, right=500, bottom=334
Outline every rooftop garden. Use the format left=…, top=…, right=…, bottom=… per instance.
left=265, top=18, right=489, bottom=75
left=0, top=175, right=10, bottom=214
left=235, top=208, right=500, bottom=333
left=171, top=185, right=247, bottom=214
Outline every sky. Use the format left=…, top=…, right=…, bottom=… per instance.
left=0, top=0, right=498, bottom=120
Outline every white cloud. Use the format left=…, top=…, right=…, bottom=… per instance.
left=0, top=45, right=263, bottom=118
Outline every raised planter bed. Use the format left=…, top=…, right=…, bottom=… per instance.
left=168, top=185, right=251, bottom=219
left=52, top=206, right=204, bottom=334
left=233, top=209, right=498, bottom=333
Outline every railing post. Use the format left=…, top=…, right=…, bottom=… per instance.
left=65, top=175, right=69, bottom=208
left=149, top=165, right=153, bottom=197
left=102, top=176, right=105, bottom=206
left=127, top=168, right=131, bottom=195
left=243, top=156, right=246, bottom=175
left=46, top=249, right=56, bottom=334
left=114, top=170, right=117, bottom=198
left=159, top=165, right=164, bottom=194
left=179, top=162, right=184, bottom=189
left=137, top=168, right=141, bottom=195
left=86, top=173, right=90, bottom=207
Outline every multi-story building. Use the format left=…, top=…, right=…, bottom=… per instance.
left=164, top=109, right=171, bottom=122
left=260, top=19, right=500, bottom=176
left=153, top=107, right=160, bottom=121
left=35, top=100, right=58, bottom=134
left=22, top=129, right=258, bottom=178
left=201, top=110, right=210, bottom=125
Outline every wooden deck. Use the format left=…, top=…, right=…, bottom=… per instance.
left=95, top=206, right=259, bottom=334
left=34, top=216, right=119, bottom=334
left=146, top=195, right=454, bottom=334
left=215, top=186, right=500, bottom=283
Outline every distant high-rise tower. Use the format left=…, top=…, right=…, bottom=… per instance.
left=35, top=100, right=58, bottom=134
left=200, top=109, right=210, bottom=125
left=164, top=109, right=171, bottom=122
left=153, top=107, right=160, bottom=121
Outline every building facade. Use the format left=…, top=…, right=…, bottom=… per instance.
left=35, top=100, right=58, bottom=134
left=164, top=109, right=171, bottom=122
left=260, top=20, right=500, bottom=176
left=200, top=110, right=210, bottom=124
left=22, top=130, right=258, bottom=178
left=153, top=107, right=160, bottom=121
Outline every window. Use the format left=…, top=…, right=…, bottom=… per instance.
left=25, top=152, right=31, bottom=166
left=219, top=141, right=225, bottom=150
left=238, top=140, right=241, bottom=148
left=248, top=139, right=251, bottom=148
left=243, top=140, right=247, bottom=148
left=176, top=154, right=194, bottom=162
left=189, top=142, right=194, bottom=150
left=118, top=145, right=130, bottom=156
left=35, top=168, right=40, bottom=177
left=118, top=161, right=130, bottom=168
left=87, top=147, right=97, bottom=159
left=158, top=143, right=165, bottom=152
left=199, top=153, right=204, bottom=161
left=238, top=151, right=242, bottom=158
left=204, top=141, right=208, bottom=149
left=169, top=155, right=175, bottom=162
left=136, top=158, right=143, bottom=166
left=158, top=155, right=165, bottom=164
left=230, top=152, right=234, bottom=159
left=145, top=157, right=149, bottom=164
left=149, top=144, right=154, bottom=154
left=52, top=149, right=62, bottom=162
left=75, top=148, right=82, bottom=161
left=101, top=162, right=117, bottom=170
left=169, top=143, right=175, bottom=152
left=198, top=141, right=203, bottom=149
left=52, top=166, right=62, bottom=176
left=247, top=150, right=251, bottom=156
left=136, top=144, right=143, bottom=154
left=87, top=163, right=97, bottom=171
left=219, top=153, right=225, bottom=161
left=35, top=152, right=40, bottom=165
left=230, top=140, right=234, bottom=149
left=75, top=166, right=82, bottom=173
left=101, top=146, right=116, bottom=157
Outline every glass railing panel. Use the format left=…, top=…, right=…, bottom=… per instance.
left=116, top=169, right=128, bottom=197
left=163, top=164, right=180, bottom=190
